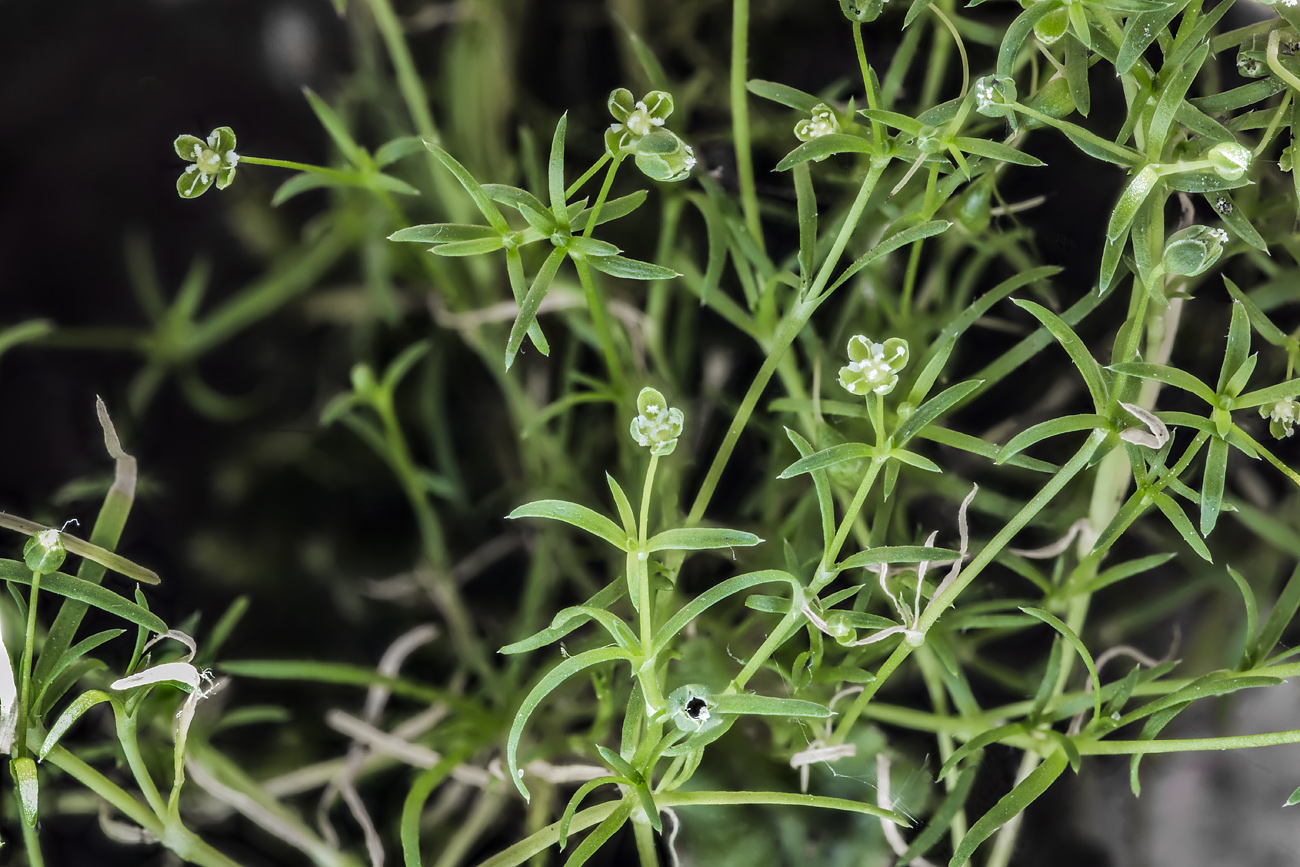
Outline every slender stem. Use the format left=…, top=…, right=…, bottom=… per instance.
left=363, top=0, right=437, bottom=140
left=568, top=153, right=612, bottom=200
left=851, top=24, right=885, bottom=151
left=639, top=455, right=660, bottom=650
left=575, top=261, right=627, bottom=392
left=687, top=161, right=888, bottom=525
left=582, top=155, right=625, bottom=240
left=238, top=156, right=337, bottom=173
left=21, top=819, right=45, bottom=867
left=826, top=459, right=885, bottom=570
left=116, top=707, right=168, bottom=818
left=730, top=0, right=765, bottom=251
left=16, top=570, right=41, bottom=757
left=830, top=431, right=1108, bottom=743
left=633, top=820, right=661, bottom=867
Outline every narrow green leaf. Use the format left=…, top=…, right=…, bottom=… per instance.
left=1117, top=0, right=1191, bottom=74
left=997, top=414, right=1110, bottom=465
left=950, top=137, right=1044, bottom=167
left=836, top=546, right=961, bottom=573
left=566, top=236, right=620, bottom=259
left=431, top=237, right=506, bottom=257
left=402, top=751, right=474, bottom=867
left=746, top=79, right=824, bottom=112
left=858, top=109, right=926, bottom=136
left=501, top=582, right=626, bottom=655
left=888, top=449, right=941, bottom=472
left=1223, top=278, right=1291, bottom=347
left=563, top=796, right=635, bottom=867
left=374, top=135, right=425, bottom=167
left=584, top=254, right=679, bottom=281
left=1070, top=553, right=1175, bottom=596
left=786, top=428, right=834, bottom=552
left=778, top=443, right=874, bottom=479
left=39, top=690, right=113, bottom=759
left=950, top=748, right=1068, bottom=867
left=1148, top=42, right=1208, bottom=152
left=389, top=224, right=499, bottom=244
left=424, top=141, right=512, bottom=235
left=1030, top=637, right=1066, bottom=721
left=549, top=114, right=570, bottom=228
left=0, top=561, right=165, bottom=633
left=507, top=499, right=628, bottom=552
left=571, top=191, right=647, bottom=231
left=1014, top=300, right=1109, bottom=411
left=1064, top=35, right=1091, bottom=117
left=645, top=527, right=762, bottom=553
left=1022, top=607, right=1103, bottom=724
left=654, top=570, right=802, bottom=651
left=1107, top=165, right=1160, bottom=243
left=1233, top=378, right=1300, bottom=410
left=559, top=778, right=620, bottom=849
left=1226, top=566, right=1259, bottom=669
left=711, top=693, right=831, bottom=718
left=1152, top=492, right=1212, bottom=561
left=1252, top=560, right=1300, bottom=666
left=997, top=2, right=1061, bottom=79
left=1109, top=363, right=1216, bottom=404
left=606, top=474, right=637, bottom=538
left=506, top=248, right=566, bottom=369
left=823, top=221, right=952, bottom=299
left=1208, top=192, right=1269, bottom=252
left=1200, top=435, right=1229, bottom=537
left=508, top=646, right=634, bottom=801
left=270, top=172, right=333, bottom=206
left=594, top=746, right=660, bottom=831
left=219, top=660, right=454, bottom=704
left=545, top=605, right=639, bottom=653
left=774, top=134, right=876, bottom=172
left=302, top=87, right=364, bottom=166
left=896, top=380, right=982, bottom=447
left=794, top=162, right=817, bottom=289
left=938, top=721, right=1032, bottom=782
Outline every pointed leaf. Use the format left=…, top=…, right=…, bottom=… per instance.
left=645, top=528, right=761, bottom=553
left=507, top=499, right=628, bottom=552
left=584, top=254, right=679, bottom=281
left=1014, top=300, right=1109, bottom=411
left=950, top=748, right=1068, bottom=867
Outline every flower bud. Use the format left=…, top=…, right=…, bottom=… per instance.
left=915, top=126, right=943, bottom=155
left=1161, top=225, right=1227, bottom=277
left=633, top=130, right=697, bottom=183
left=1207, top=141, right=1251, bottom=181
left=630, top=387, right=685, bottom=456
left=838, top=0, right=885, bottom=23
left=23, top=529, right=66, bottom=574
left=838, top=335, right=909, bottom=397
left=1034, top=7, right=1069, bottom=45
left=825, top=611, right=857, bottom=645
left=973, top=76, right=1018, bottom=120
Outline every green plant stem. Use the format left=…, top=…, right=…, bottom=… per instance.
left=687, top=160, right=889, bottom=525
left=633, top=820, right=661, bottom=867
left=829, top=430, right=1108, bottom=744
left=730, top=0, right=765, bottom=251
left=15, top=569, right=41, bottom=757
left=21, top=819, right=45, bottom=867
left=851, top=24, right=885, bottom=150
left=639, top=455, right=660, bottom=650
left=116, top=706, right=167, bottom=818
left=568, top=153, right=613, bottom=200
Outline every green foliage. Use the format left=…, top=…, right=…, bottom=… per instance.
left=11, top=0, right=1300, bottom=865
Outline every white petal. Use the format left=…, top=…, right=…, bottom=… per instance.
left=112, top=661, right=202, bottom=693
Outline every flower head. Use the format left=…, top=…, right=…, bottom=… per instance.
left=1260, top=397, right=1299, bottom=439
left=973, top=75, right=1018, bottom=119
left=606, top=89, right=674, bottom=156
left=174, top=127, right=239, bottom=199
left=794, top=104, right=839, bottom=143
left=630, top=387, right=685, bottom=456
left=838, top=335, right=909, bottom=397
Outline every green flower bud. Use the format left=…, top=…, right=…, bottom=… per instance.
left=1207, top=141, right=1252, bottom=181
left=953, top=179, right=993, bottom=233
left=175, top=127, right=239, bottom=199
left=350, top=363, right=379, bottom=399
left=915, top=125, right=943, bottom=155
left=1161, top=225, right=1228, bottom=277
left=1020, top=76, right=1076, bottom=130
left=631, top=387, right=685, bottom=456
left=23, top=529, right=66, bottom=574
left=825, top=611, right=857, bottom=645
left=795, top=104, right=839, bottom=143
left=1260, top=397, right=1299, bottom=439
left=838, top=0, right=885, bottom=23
left=667, top=684, right=723, bottom=734
left=1034, top=7, right=1069, bottom=45
left=605, top=89, right=674, bottom=156
left=633, top=130, right=696, bottom=183
left=1281, top=145, right=1294, bottom=173
left=973, top=75, right=1018, bottom=120
left=838, top=335, right=909, bottom=397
